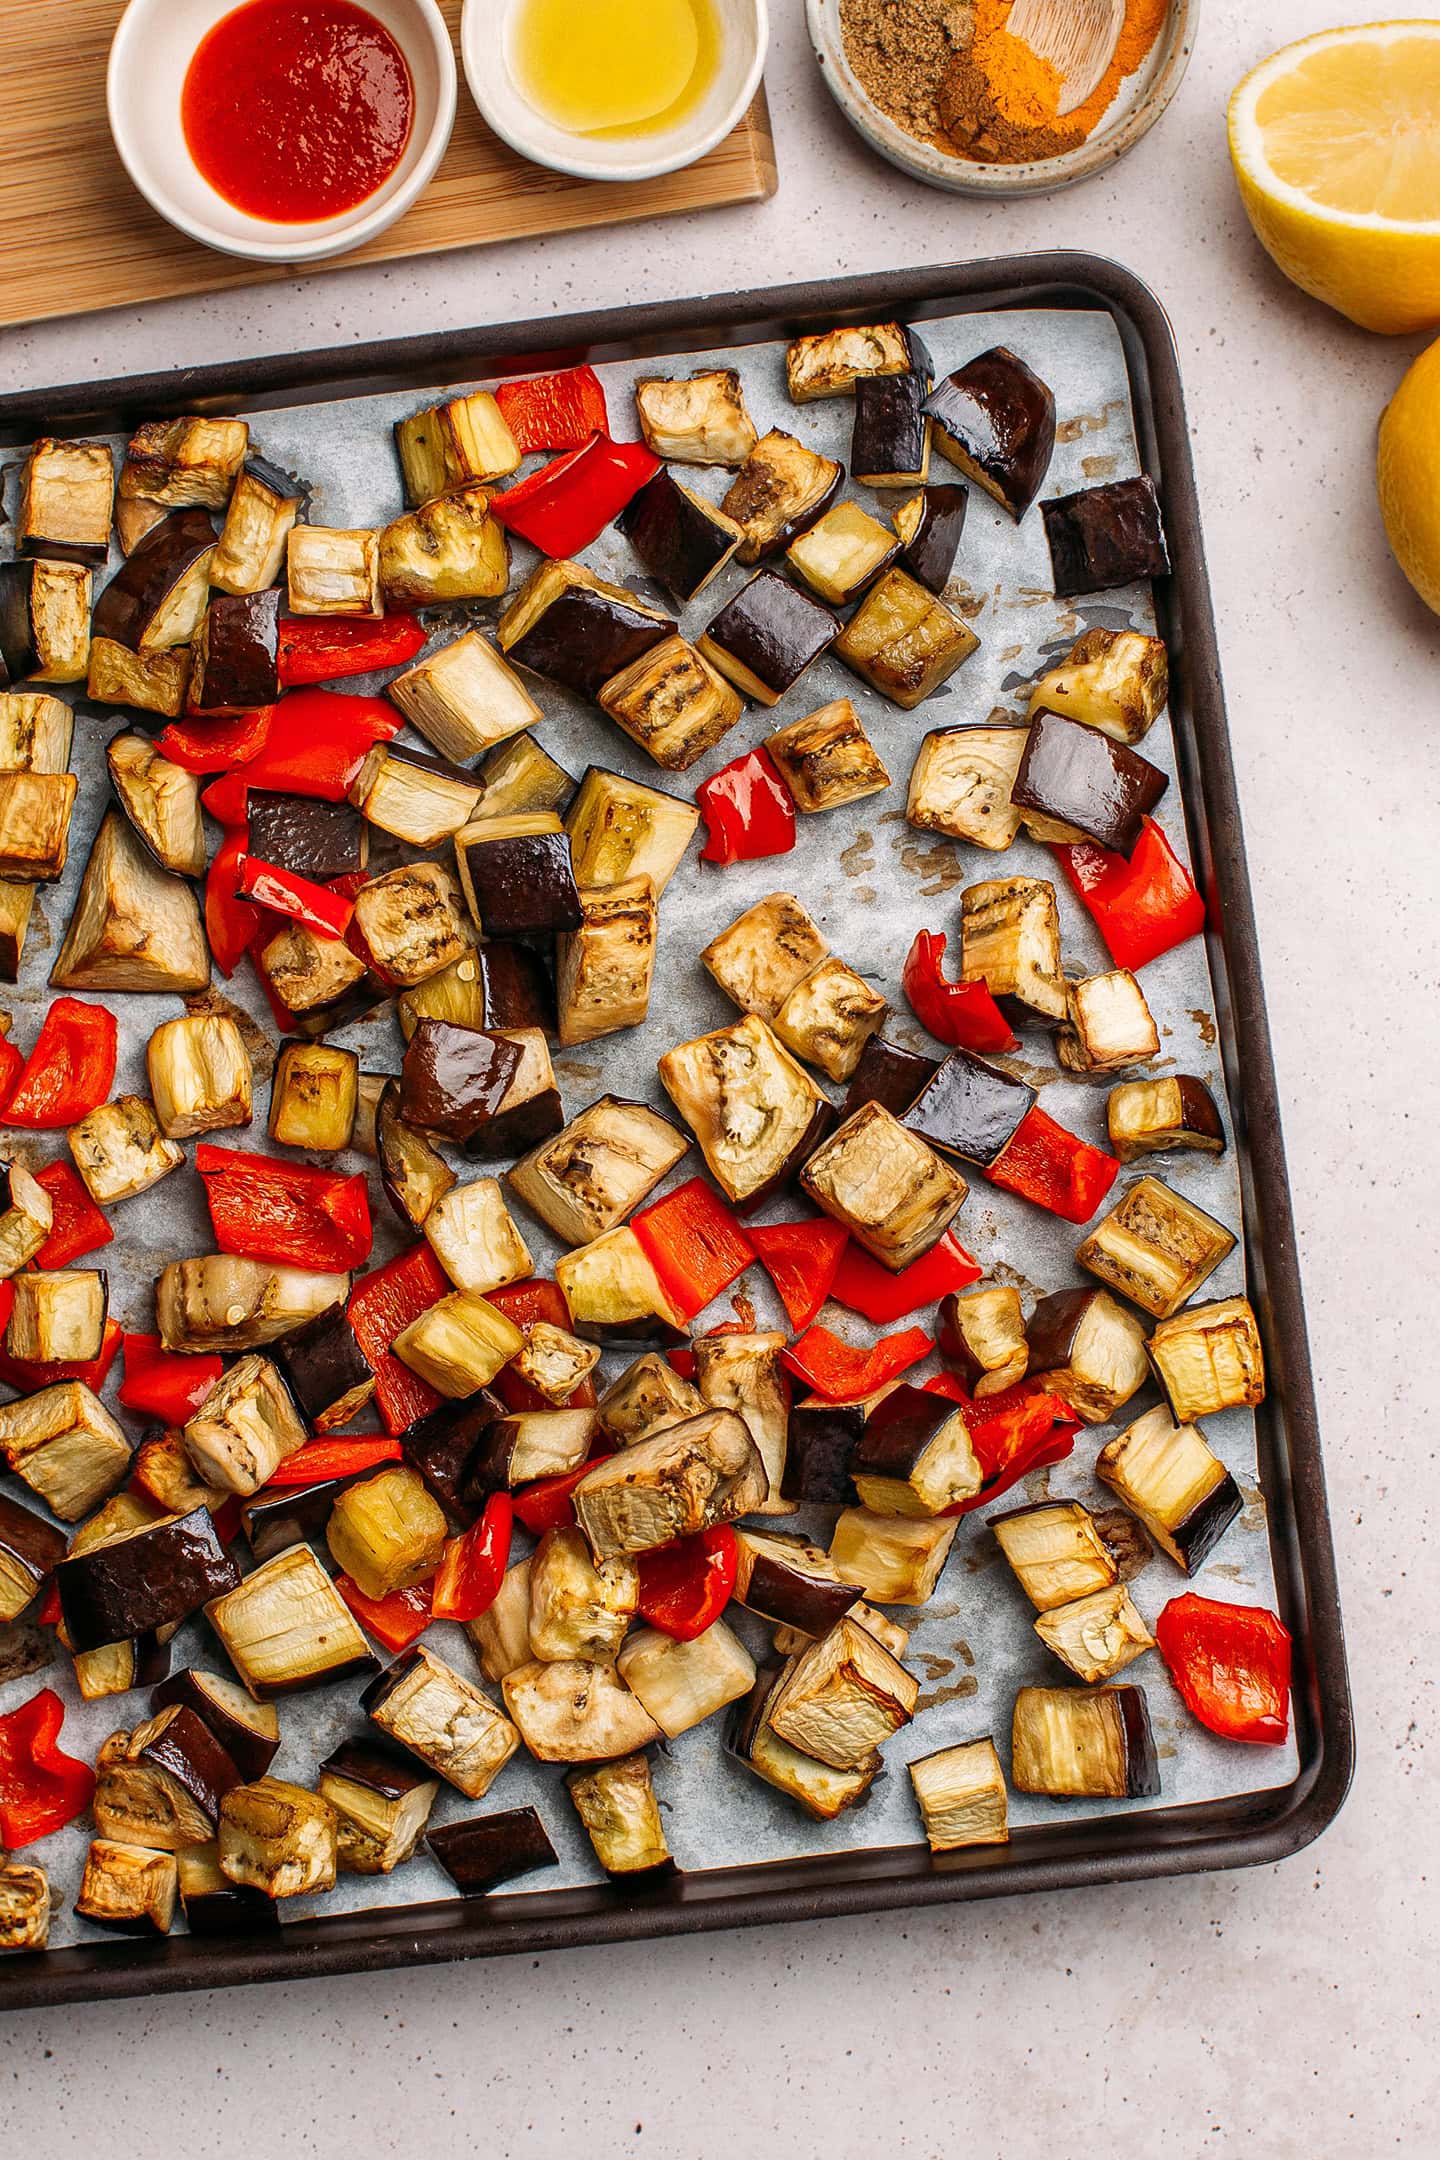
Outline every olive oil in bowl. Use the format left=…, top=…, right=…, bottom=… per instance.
left=510, top=0, right=721, bottom=138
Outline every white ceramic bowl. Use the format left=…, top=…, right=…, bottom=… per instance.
left=462, top=0, right=767, bottom=184
left=107, top=0, right=457, bottom=262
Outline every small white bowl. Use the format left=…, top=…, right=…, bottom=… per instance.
left=462, top=0, right=768, bottom=184
left=107, top=0, right=457, bottom=262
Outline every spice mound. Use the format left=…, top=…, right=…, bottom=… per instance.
left=839, top=0, right=1168, bottom=166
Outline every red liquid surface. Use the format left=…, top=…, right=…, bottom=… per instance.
left=182, top=0, right=415, bottom=223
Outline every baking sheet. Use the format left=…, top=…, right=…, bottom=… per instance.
left=0, top=305, right=1297, bottom=1952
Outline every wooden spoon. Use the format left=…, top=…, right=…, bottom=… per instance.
left=1006, top=0, right=1128, bottom=118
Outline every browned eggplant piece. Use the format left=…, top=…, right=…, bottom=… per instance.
left=363, top=1643, right=520, bottom=1797
left=377, top=1078, right=457, bottom=1227
left=766, top=1613, right=917, bottom=1769
left=151, top=1668, right=280, bottom=1780
left=0, top=688, right=74, bottom=774
left=327, top=1467, right=447, bottom=1603
left=512, top=1322, right=600, bottom=1407
left=701, top=890, right=829, bottom=1021
left=836, top=568, right=978, bottom=709
left=781, top=1396, right=865, bottom=1505
left=904, top=1047, right=1036, bottom=1167
left=841, top=1034, right=938, bottom=1120
left=1025, top=1288, right=1151, bottom=1425
left=764, top=698, right=891, bottom=813
left=598, top=1353, right=704, bottom=1447
left=941, top=1284, right=1028, bottom=1397
left=693, top=1330, right=791, bottom=1514
left=400, top=1018, right=523, bottom=1144
left=906, top=724, right=1027, bottom=851
left=156, top=1258, right=349, bottom=1355
left=924, top=347, right=1056, bottom=519
left=1076, top=1176, right=1236, bottom=1319
left=698, top=570, right=838, bottom=707
left=1011, top=1684, right=1160, bottom=1798
left=802, top=1101, right=968, bottom=1272
left=851, top=371, right=931, bottom=488
left=1043, top=474, right=1171, bottom=596
left=573, top=1409, right=766, bottom=1559
left=0, top=770, right=76, bottom=879
left=245, top=792, right=367, bottom=883
left=86, top=636, right=192, bottom=718
left=0, top=1159, right=52, bottom=1282
left=379, top=485, right=508, bottom=607
left=0, top=1492, right=65, bottom=1623
left=119, top=416, right=248, bottom=514
left=424, top=1177, right=533, bottom=1297
left=397, top=950, right=497, bottom=1041
left=400, top=1390, right=505, bottom=1520
left=55, top=1506, right=239, bottom=1653
left=909, top=1737, right=1009, bottom=1851
left=991, top=1499, right=1117, bottom=1613
left=190, top=589, right=281, bottom=711
left=6, top=1270, right=108, bottom=1365
left=498, top=559, right=674, bottom=699
left=106, top=733, right=206, bottom=878
left=349, top=741, right=483, bottom=849
left=1107, top=1075, right=1226, bottom=1165
left=727, top=1664, right=881, bottom=1822
left=477, top=942, right=555, bottom=1033
left=722, top=430, right=843, bottom=563
left=124, top=1705, right=243, bottom=1833
left=16, top=437, right=114, bottom=565
left=556, top=876, right=658, bottom=1048
left=393, top=1290, right=526, bottom=1401
left=286, top=526, right=382, bottom=617
left=566, top=1754, right=673, bottom=1880
left=75, top=1838, right=178, bottom=1936
left=177, top=1842, right=280, bottom=1937
left=218, top=1779, right=338, bottom=1897
left=773, top=956, right=888, bottom=1084
left=255, top=924, right=376, bottom=1040
left=659, top=1014, right=833, bottom=1215
left=0, top=561, right=86, bottom=686
left=617, top=1619, right=754, bottom=1737
left=785, top=320, right=929, bottom=401
left=206, top=1544, right=376, bottom=1698
left=52, top=810, right=210, bottom=994
left=508, top=1095, right=688, bottom=1246
left=1028, top=626, right=1169, bottom=746
left=464, top=1028, right=565, bottom=1159
left=454, top=812, right=583, bottom=937
left=565, top=764, right=699, bottom=895
left=1095, top=1405, right=1242, bottom=1572
left=959, top=875, right=1066, bottom=1029
left=209, top=455, right=307, bottom=596
left=1012, top=710, right=1169, bottom=855
left=390, top=630, right=542, bottom=766
left=786, top=501, right=900, bottom=605
left=269, top=1038, right=357, bottom=1152
left=0, top=1379, right=129, bottom=1520
left=851, top=1382, right=980, bottom=1516
left=1034, top=1583, right=1154, bottom=1684
left=1148, top=1296, right=1265, bottom=1424
left=91, top=510, right=216, bottom=650
left=462, top=1410, right=597, bottom=1507
left=893, top=482, right=969, bottom=593
left=394, top=391, right=519, bottom=502
left=634, top=368, right=758, bottom=464
left=427, top=1807, right=559, bottom=1894
left=475, top=731, right=575, bottom=822
left=554, top=1228, right=688, bottom=1350
left=1058, top=965, right=1161, bottom=1074
left=597, top=635, right=742, bottom=772
left=350, top=864, right=469, bottom=988
left=271, top=1302, right=376, bottom=1433
left=0, top=1858, right=51, bottom=1950
left=616, top=467, right=744, bottom=604
left=733, top=1529, right=856, bottom=1635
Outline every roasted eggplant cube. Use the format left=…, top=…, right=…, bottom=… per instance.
left=1107, top=1075, right=1226, bottom=1165
left=50, top=809, right=208, bottom=993
left=0, top=1381, right=130, bottom=1522
left=941, top=1283, right=1028, bottom=1396
left=467, top=1409, right=598, bottom=1498
left=893, top=482, right=969, bottom=593
left=191, top=589, right=281, bottom=711
left=1096, top=1404, right=1242, bottom=1572
left=0, top=1493, right=64, bottom=1624
left=698, top=571, right=838, bottom=707
left=393, top=1391, right=498, bottom=1521
left=5, top=1270, right=107, bottom=1365
left=785, top=321, right=917, bottom=401
left=599, top=1353, right=705, bottom=1447
left=781, top=1396, right=865, bottom=1505
left=727, top=1666, right=881, bottom=1821
left=1011, top=1684, right=1160, bottom=1799
left=210, top=456, right=306, bottom=595
left=394, top=1292, right=526, bottom=1400
left=394, top=390, right=520, bottom=502
left=1042, top=474, right=1170, bottom=597
left=721, top=430, right=843, bottom=564
left=765, top=698, right=891, bottom=814
left=513, top=1321, right=600, bottom=1406
left=851, top=1382, right=980, bottom=1517
left=701, top=890, right=829, bottom=1021
left=176, top=1841, right=281, bottom=1936
left=1034, top=1583, right=1154, bottom=1684
left=256, top=921, right=371, bottom=1032
left=91, top=511, right=214, bottom=651
left=465, top=1026, right=565, bottom=1159
left=0, top=1861, right=51, bottom=1951
left=218, top=1779, right=337, bottom=1898
left=466, top=1556, right=535, bottom=1683
left=959, top=876, right=1067, bottom=1028
left=351, top=864, right=470, bottom=987
left=56, top=1505, right=238, bottom=1651
left=96, top=1707, right=243, bottom=1847
left=635, top=368, right=758, bottom=464
left=476, top=730, right=575, bottom=822
left=76, top=1839, right=178, bottom=1936
left=1148, top=1297, right=1266, bottom=1424
left=363, top=1643, right=520, bottom=1796
left=910, top=1737, right=1009, bottom=1851
left=0, top=689, right=73, bottom=774
left=0, top=879, right=33, bottom=984
left=836, top=568, right=979, bottom=710
left=380, top=484, right=509, bottom=605
left=774, top=956, right=888, bottom=1084
left=907, top=725, right=1026, bottom=851
left=659, top=1014, right=832, bottom=1214
left=502, top=1657, right=662, bottom=1763
left=565, top=765, right=699, bottom=895
left=527, top=1523, right=638, bottom=1664
left=17, top=437, right=114, bottom=564
left=802, top=1101, right=968, bottom=1272
left=390, top=629, right=542, bottom=765
left=206, top=1544, right=375, bottom=1698
left=851, top=371, right=931, bottom=489
left=327, top=1466, right=448, bottom=1603
left=268, top=1039, right=358, bottom=1152
left=247, top=792, right=367, bottom=884
left=286, top=525, right=381, bottom=617
left=766, top=1614, right=918, bottom=1770
left=566, top=1754, right=672, bottom=1878
left=573, top=1408, right=766, bottom=1559
left=454, top=813, right=582, bottom=938
left=616, top=467, right=743, bottom=604
left=106, top=732, right=206, bottom=877
left=424, top=1177, right=534, bottom=1295
left=556, top=876, right=658, bottom=1047
left=842, top=1035, right=938, bottom=1122
left=905, top=1049, right=1035, bottom=1168
left=1029, top=627, right=1169, bottom=746
left=830, top=1505, right=958, bottom=1605
left=349, top=742, right=483, bottom=849
left=1059, top=970, right=1161, bottom=1074
left=119, top=416, right=248, bottom=512
left=397, top=948, right=487, bottom=1041
left=498, top=559, right=673, bottom=701
left=156, top=1256, right=351, bottom=1354
left=1076, top=1177, right=1237, bottom=1320
left=318, top=1740, right=439, bottom=1876
left=86, top=637, right=191, bottom=718
left=0, top=1160, right=54, bottom=1279
left=692, top=1330, right=791, bottom=1515
left=0, top=771, right=76, bottom=880
left=992, top=1499, right=1118, bottom=1613
left=182, top=1354, right=308, bottom=1496
left=598, top=635, right=742, bottom=772
left=618, top=1618, right=755, bottom=1737
left=399, top=1018, right=522, bottom=1145
left=924, top=347, right=1056, bottom=519
left=787, top=500, right=900, bottom=603
left=150, top=1671, right=280, bottom=1782
left=509, top=1096, right=687, bottom=1247
left=427, top=1806, right=560, bottom=1894
left=732, top=1529, right=856, bottom=1636
left=1013, top=710, right=1168, bottom=854
left=0, top=559, right=91, bottom=684
left=1025, top=1288, right=1151, bottom=1426
left=554, top=1226, right=688, bottom=1348
left=131, top=1428, right=228, bottom=1517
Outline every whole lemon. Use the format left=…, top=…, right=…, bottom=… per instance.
left=1378, top=336, right=1440, bottom=616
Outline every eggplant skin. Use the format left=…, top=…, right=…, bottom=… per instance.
left=893, top=483, right=969, bottom=594
left=616, top=469, right=742, bottom=605
left=91, top=511, right=216, bottom=650
left=426, top=1808, right=559, bottom=1895
left=699, top=572, right=839, bottom=706
left=1013, top=710, right=1168, bottom=858
left=924, top=348, right=1056, bottom=520
left=1042, top=475, right=1171, bottom=597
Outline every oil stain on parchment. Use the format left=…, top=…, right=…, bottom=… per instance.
left=1081, top=453, right=1119, bottom=480
left=894, top=832, right=964, bottom=897
left=1190, top=1008, right=1218, bottom=1046
left=841, top=829, right=876, bottom=905
left=1056, top=400, right=1125, bottom=443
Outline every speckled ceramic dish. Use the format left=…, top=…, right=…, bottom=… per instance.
left=806, top=0, right=1197, bottom=196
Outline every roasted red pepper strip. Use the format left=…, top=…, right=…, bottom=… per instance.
left=196, top=1143, right=373, bottom=1272
left=266, top=1436, right=403, bottom=1487
left=902, top=930, right=1017, bottom=1054
left=636, top=1526, right=738, bottom=1641
left=0, top=1688, right=96, bottom=1848
left=202, top=689, right=400, bottom=819
left=0, top=1036, right=21, bottom=1105
left=205, top=828, right=262, bottom=977
left=157, top=704, right=277, bottom=773
left=349, top=1244, right=450, bottom=1435
left=489, top=432, right=660, bottom=556
left=632, top=1178, right=756, bottom=1323
left=930, top=1379, right=1080, bottom=1515
left=495, top=365, right=609, bottom=453
left=1054, top=818, right=1206, bottom=972
left=830, top=1231, right=982, bottom=1325
left=987, top=1104, right=1119, bottom=1224
left=697, top=746, right=797, bottom=867
left=748, top=1218, right=848, bottom=1331
left=277, top=613, right=426, bottom=687
left=237, top=857, right=354, bottom=941
left=335, top=1574, right=433, bottom=1654
left=512, top=1445, right=618, bottom=1536
left=430, top=1493, right=514, bottom=1623
left=1155, top=1592, right=1292, bottom=1746
left=0, top=1314, right=122, bottom=1396
left=487, top=1280, right=598, bottom=1411
left=119, top=1334, right=223, bottom=1423
left=32, top=1160, right=114, bottom=1267
left=2, top=999, right=118, bottom=1129
left=782, top=1323, right=934, bottom=1402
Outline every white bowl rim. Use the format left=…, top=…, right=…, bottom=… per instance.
left=106, top=0, right=459, bottom=263
left=461, top=0, right=769, bottom=185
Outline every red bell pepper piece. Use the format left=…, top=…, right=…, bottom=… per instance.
left=348, top=1244, right=451, bottom=1435
left=933, top=1380, right=1080, bottom=1515
left=265, top=1436, right=403, bottom=1487
left=486, top=1280, right=598, bottom=1411
left=277, top=613, right=426, bottom=688
left=830, top=1231, right=982, bottom=1325
left=987, top=1104, right=1119, bottom=1224
left=34, top=1579, right=62, bottom=1628
left=636, top=1526, right=738, bottom=1641
left=196, top=1143, right=373, bottom=1272
left=205, top=828, right=262, bottom=977
left=697, top=746, right=796, bottom=867
left=430, top=1493, right=513, bottom=1623
left=0, top=1035, right=21, bottom=1105
left=667, top=1348, right=697, bottom=1382
left=119, top=1334, right=224, bottom=1423
left=1054, top=818, right=1206, bottom=972
left=0, top=1688, right=96, bottom=1848
left=2, top=998, right=117, bottom=1128
left=494, top=364, right=608, bottom=453
left=902, top=930, right=1017, bottom=1054
left=782, top=1323, right=934, bottom=1402
left=1155, top=1592, right=1292, bottom=1746
left=157, top=704, right=276, bottom=773
left=490, top=432, right=660, bottom=556
left=631, top=1178, right=755, bottom=1323
left=32, top=1160, right=114, bottom=1267
left=202, top=689, right=401, bottom=818
left=335, top=1575, right=434, bottom=1654
left=512, top=1445, right=618, bottom=1536
left=0, top=1313, right=122, bottom=1396
left=237, top=857, right=354, bottom=941
left=748, top=1218, right=848, bottom=1331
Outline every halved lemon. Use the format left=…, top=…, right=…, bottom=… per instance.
left=1228, top=22, right=1440, bottom=334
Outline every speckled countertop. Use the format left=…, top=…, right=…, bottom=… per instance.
left=1, top=3, right=1435, bottom=2152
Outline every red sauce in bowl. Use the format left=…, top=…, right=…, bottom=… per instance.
left=182, top=0, right=415, bottom=223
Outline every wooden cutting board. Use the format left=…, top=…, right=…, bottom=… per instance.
left=0, top=2, right=777, bottom=329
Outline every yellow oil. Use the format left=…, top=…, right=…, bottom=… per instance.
left=510, top=0, right=721, bottom=138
